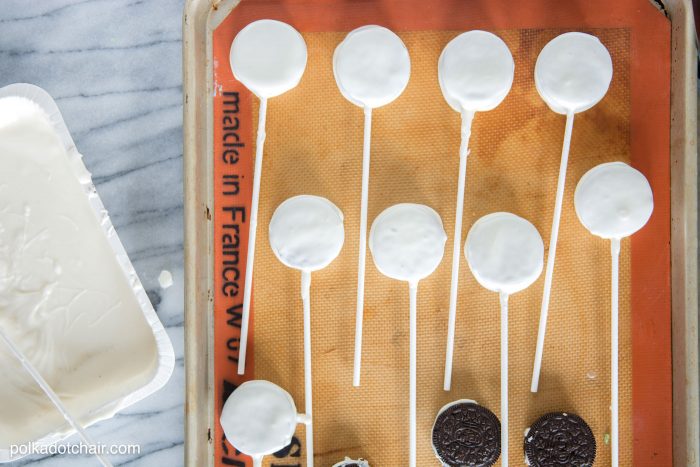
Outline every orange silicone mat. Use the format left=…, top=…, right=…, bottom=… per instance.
left=210, top=1, right=671, bottom=466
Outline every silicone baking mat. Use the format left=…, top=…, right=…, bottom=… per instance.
left=210, top=1, right=671, bottom=465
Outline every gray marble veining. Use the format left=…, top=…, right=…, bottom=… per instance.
left=0, top=1, right=185, bottom=465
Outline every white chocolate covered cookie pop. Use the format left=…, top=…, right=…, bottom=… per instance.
left=268, top=195, right=344, bottom=467
left=530, top=32, right=613, bottom=393
left=574, top=162, right=653, bottom=240
left=269, top=195, right=345, bottom=272
left=438, top=31, right=514, bottom=113
left=439, top=31, right=515, bottom=391
left=369, top=203, right=447, bottom=467
left=334, top=26, right=411, bottom=109
left=231, top=20, right=308, bottom=376
left=465, top=213, right=544, bottom=296
left=535, top=33, right=614, bottom=115
left=465, top=213, right=544, bottom=467
left=221, top=380, right=309, bottom=467
left=334, top=25, right=411, bottom=387
left=574, top=162, right=653, bottom=467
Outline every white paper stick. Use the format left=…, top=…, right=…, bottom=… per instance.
left=0, top=328, right=113, bottom=467
left=573, top=161, right=652, bottom=466
left=530, top=110, right=575, bottom=392
left=409, top=281, right=418, bottom=467
left=301, top=270, right=314, bottom=467
left=252, top=455, right=263, bottom=467
left=444, top=108, right=475, bottom=392
left=500, top=291, right=509, bottom=467
left=610, top=238, right=620, bottom=467
left=352, top=106, right=372, bottom=387
left=239, top=97, right=268, bottom=375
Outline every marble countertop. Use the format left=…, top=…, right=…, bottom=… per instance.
left=0, top=1, right=185, bottom=465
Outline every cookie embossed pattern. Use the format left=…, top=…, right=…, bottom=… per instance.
left=431, top=400, right=501, bottom=467
left=524, top=413, right=596, bottom=467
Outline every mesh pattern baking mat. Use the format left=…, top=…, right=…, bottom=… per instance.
left=210, top=3, right=671, bottom=464
left=253, top=28, right=631, bottom=467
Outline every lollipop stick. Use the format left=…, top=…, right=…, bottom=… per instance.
left=408, top=281, right=418, bottom=467
left=0, top=328, right=113, bottom=467
left=530, top=110, right=575, bottom=392
left=353, top=106, right=372, bottom=387
left=444, top=108, right=475, bottom=392
left=610, top=238, right=620, bottom=467
left=500, top=292, right=509, bottom=467
left=301, top=270, right=314, bottom=467
left=253, top=455, right=263, bottom=467
left=239, top=97, right=268, bottom=375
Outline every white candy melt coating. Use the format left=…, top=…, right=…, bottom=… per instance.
left=434, top=399, right=478, bottom=418
left=269, top=195, right=344, bottom=272
left=220, top=380, right=298, bottom=457
left=574, top=162, right=653, bottom=239
left=332, top=458, right=370, bottom=467
left=465, top=212, right=544, bottom=295
left=158, top=270, right=173, bottom=289
left=333, top=25, right=411, bottom=108
left=0, top=96, right=157, bottom=448
left=229, top=20, right=307, bottom=98
left=535, top=32, right=613, bottom=114
left=369, top=204, right=447, bottom=283
left=438, top=30, right=514, bottom=112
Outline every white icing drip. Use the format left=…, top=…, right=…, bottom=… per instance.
left=438, top=30, right=514, bottom=112
left=0, top=97, right=157, bottom=448
left=269, top=195, right=344, bottom=272
left=332, top=458, right=370, bottom=467
left=465, top=212, right=544, bottom=295
left=434, top=399, right=478, bottom=418
left=574, top=162, right=653, bottom=239
left=158, top=270, right=173, bottom=289
left=535, top=32, right=613, bottom=114
left=220, top=380, right=299, bottom=458
left=333, top=25, right=411, bottom=109
left=229, top=20, right=307, bottom=99
left=369, top=204, right=447, bottom=283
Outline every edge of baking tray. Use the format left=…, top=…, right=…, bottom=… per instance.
left=665, top=1, right=700, bottom=466
left=182, top=1, right=700, bottom=465
left=183, top=1, right=226, bottom=466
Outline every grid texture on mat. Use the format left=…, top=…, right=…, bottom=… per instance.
left=249, top=28, right=631, bottom=466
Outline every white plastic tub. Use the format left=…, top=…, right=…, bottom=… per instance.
left=0, top=83, right=175, bottom=463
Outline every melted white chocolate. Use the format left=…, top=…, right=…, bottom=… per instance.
left=574, top=162, right=653, bottom=239
left=269, top=195, right=344, bottom=272
left=333, top=25, right=411, bottom=109
left=535, top=32, right=613, bottom=114
left=369, top=204, right=446, bottom=283
left=0, top=97, right=157, bottom=448
left=465, top=212, right=544, bottom=295
left=229, top=19, right=307, bottom=99
left=332, top=458, right=370, bottom=467
left=220, top=380, right=299, bottom=458
left=438, top=30, right=514, bottom=112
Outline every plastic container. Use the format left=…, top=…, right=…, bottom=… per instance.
left=0, top=83, right=175, bottom=463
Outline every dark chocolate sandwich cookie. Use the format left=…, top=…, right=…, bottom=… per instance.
left=524, top=412, right=596, bottom=466
left=431, top=400, right=501, bottom=466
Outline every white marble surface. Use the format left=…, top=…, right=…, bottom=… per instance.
left=0, top=1, right=185, bottom=465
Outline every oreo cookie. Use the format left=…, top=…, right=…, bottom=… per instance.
left=524, top=412, right=596, bottom=466
left=431, top=400, right=501, bottom=466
